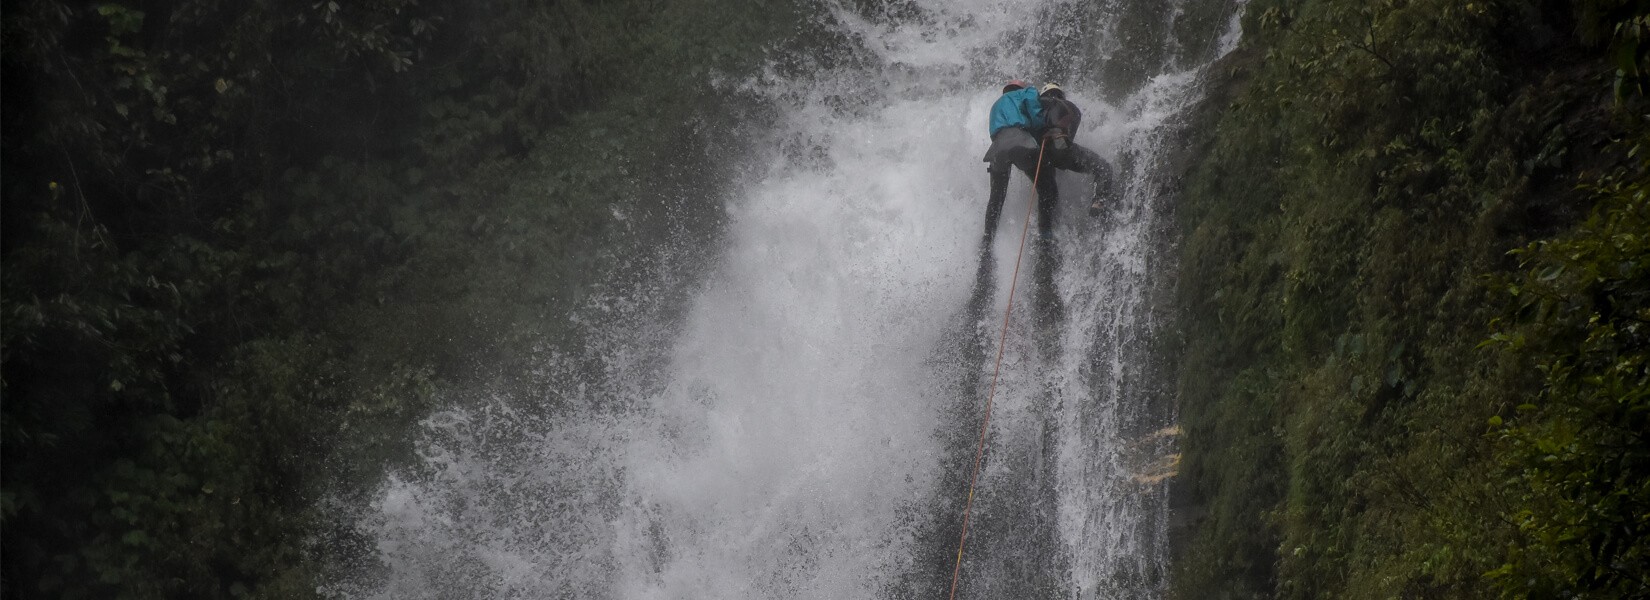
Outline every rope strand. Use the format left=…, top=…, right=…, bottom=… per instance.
left=947, top=142, right=1048, bottom=600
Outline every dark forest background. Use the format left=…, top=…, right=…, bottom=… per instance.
left=0, top=0, right=851, bottom=596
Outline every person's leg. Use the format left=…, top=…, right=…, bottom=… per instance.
left=982, top=128, right=1042, bottom=243
left=1050, top=145, right=1085, bottom=173
left=1031, top=163, right=1059, bottom=238
left=984, top=166, right=1011, bottom=244
left=998, top=147, right=1060, bottom=239
left=1025, top=159, right=1061, bottom=294
left=1065, top=143, right=1116, bottom=216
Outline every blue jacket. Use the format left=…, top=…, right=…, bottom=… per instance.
left=988, top=87, right=1045, bottom=137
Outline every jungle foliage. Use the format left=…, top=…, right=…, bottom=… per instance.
left=0, top=0, right=820, bottom=597
left=1172, top=0, right=1650, bottom=597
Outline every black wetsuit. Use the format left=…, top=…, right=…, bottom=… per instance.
left=1039, top=95, right=1117, bottom=219
left=982, top=126, right=1057, bottom=244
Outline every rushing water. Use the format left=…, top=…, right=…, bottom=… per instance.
left=334, top=1, right=1244, bottom=598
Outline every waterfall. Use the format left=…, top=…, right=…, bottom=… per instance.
left=332, top=1, right=1245, bottom=598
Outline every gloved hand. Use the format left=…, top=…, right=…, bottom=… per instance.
left=1042, top=128, right=1069, bottom=152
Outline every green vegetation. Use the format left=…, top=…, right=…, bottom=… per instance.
left=1485, top=153, right=1649, bottom=596
left=1172, top=0, right=1650, bottom=597
left=1, top=1, right=822, bottom=597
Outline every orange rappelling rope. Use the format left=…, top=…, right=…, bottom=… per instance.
left=947, top=142, right=1048, bottom=600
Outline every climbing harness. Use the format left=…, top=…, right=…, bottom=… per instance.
left=948, top=142, right=1048, bottom=600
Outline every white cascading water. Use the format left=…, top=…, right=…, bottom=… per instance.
left=333, top=1, right=1245, bottom=598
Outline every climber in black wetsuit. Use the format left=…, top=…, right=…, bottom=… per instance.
left=1036, top=83, right=1119, bottom=220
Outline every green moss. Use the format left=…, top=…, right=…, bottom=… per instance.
left=1170, top=0, right=1649, bottom=596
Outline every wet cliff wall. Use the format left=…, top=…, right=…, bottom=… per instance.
left=1169, top=0, right=1650, bottom=596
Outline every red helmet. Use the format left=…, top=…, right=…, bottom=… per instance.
left=1002, top=79, right=1029, bottom=93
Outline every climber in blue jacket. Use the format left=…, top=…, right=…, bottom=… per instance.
left=988, top=80, right=1045, bottom=138
left=981, top=79, right=1057, bottom=246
